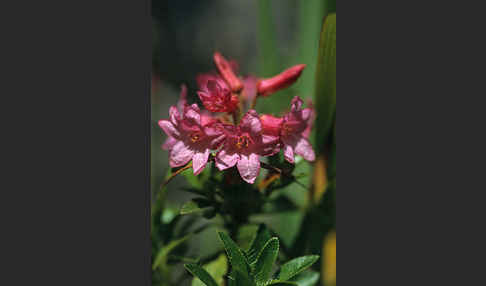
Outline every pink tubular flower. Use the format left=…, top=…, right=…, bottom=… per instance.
left=280, top=96, right=315, bottom=163
left=159, top=104, right=225, bottom=175
left=197, top=74, right=239, bottom=113
left=215, top=110, right=279, bottom=184
left=213, top=52, right=243, bottom=92
left=257, top=64, right=306, bottom=97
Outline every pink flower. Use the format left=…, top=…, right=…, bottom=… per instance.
left=197, top=74, right=239, bottom=113
left=213, top=52, right=243, bottom=92
left=257, top=64, right=306, bottom=97
left=159, top=104, right=225, bottom=175
left=280, top=96, right=315, bottom=163
left=215, top=110, right=279, bottom=184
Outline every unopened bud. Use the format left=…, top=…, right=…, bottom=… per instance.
left=257, top=64, right=306, bottom=97
left=214, top=52, right=243, bottom=93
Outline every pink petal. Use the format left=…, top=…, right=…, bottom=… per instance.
left=184, top=104, right=201, bottom=126
left=239, top=110, right=262, bottom=135
left=169, top=106, right=180, bottom=125
left=169, top=141, right=194, bottom=167
left=215, top=148, right=239, bottom=170
left=162, top=136, right=177, bottom=150
left=237, top=153, right=260, bottom=184
left=294, top=137, right=315, bottom=162
left=283, top=144, right=295, bottom=163
left=192, top=149, right=210, bottom=175
left=158, top=120, right=180, bottom=139
left=290, top=96, right=303, bottom=112
left=262, top=134, right=279, bottom=145
left=301, top=108, right=312, bottom=121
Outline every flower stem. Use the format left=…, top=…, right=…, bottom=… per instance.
left=232, top=110, right=239, bottom=125
left=161, top=161, right=193, bottom=188
left=260, top=161, right=309, bottom=191
left=250, top=95, right=258, bottom=110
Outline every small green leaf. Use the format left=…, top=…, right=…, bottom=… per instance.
left=289, top=270, right=320, bottom=286
left=191, top=254, right=228, bottom=286
left=180, top=200, right=202, bottom=215
left=247, top=224, right=272, bottom=265
left=218, top=232, right=251, bottom=275
left=268, top=281, right=299, bottom=286
left=180, top=199, right=214, bottom=217
left=184, top=264, right=219, bottom=286
left=152, top=234, right=191, bottom=270
left=277, top=255, right=319, bottom=281
left=254, top=237, right=279, bottom=285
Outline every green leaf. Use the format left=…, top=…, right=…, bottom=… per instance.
left=247, top=224, right=272, bottom=265
left=314, top=13, right=336, bottom=156
left=184, top=264, right=218, bottom=286
left=152, top=234, right=191, bottom=270
left=229, top=270, right=256, bottom=286
left=254, top=238, right=279, bottom=286
left=180, top=200, right=201, bottom=215
left=268, top=281, right=299, bottom=286
left=289, top=270, right=320, bottom=286
left=277, top=255, right=319, bottom=281
left=218, top=232, right=251, bottom=275
left=191, top=254, right=228, bottom=286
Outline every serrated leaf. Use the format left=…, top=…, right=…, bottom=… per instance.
left=184, top=264, right=218, bottom=286
left=230, top=270, right=256, bottom=286
left=254, top=237, right=279, bottom=285
left=218, top=232, right=251, bottom=275
left=247, top=224, right=272, bottom=265
left=152, top=234, right=191, bottom=270
left=289, top=270, right=320, bottom=286
left=277, top=255, right=319, bottom=281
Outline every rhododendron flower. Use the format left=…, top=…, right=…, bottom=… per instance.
left=257, top=64, right=306, bottom=97
left=215, top=110, right=279, bottom=184
left=197, top=74, right=239, bottom=113
left=159, top=104, right=225, bottom=175
left=280, top=96, right=316, bottom=163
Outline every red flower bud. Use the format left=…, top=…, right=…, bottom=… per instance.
left=260, top=114, right=283, bottom=137
left=214, top=52, right=243, bottom=93
left=257, top=64, right=306, bottom=97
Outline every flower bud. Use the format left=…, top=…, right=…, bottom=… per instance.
left=257, top=64, right=306, bottom=97
left=213, top=52, right=243, bottom=93
left=260, top=114, right=283, bottom=136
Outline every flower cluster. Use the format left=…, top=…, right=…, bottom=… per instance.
left=159, top=52, right=315, bottom=184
